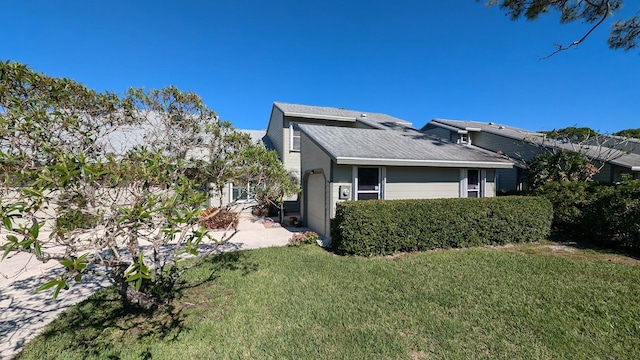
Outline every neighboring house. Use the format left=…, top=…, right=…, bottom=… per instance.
left=263, top=103, right=514, bottom=237
left=422, top=119, right=640, bottom=190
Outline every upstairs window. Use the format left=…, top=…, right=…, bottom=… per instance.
left=459, top=133, right=470, bottom=145
left=289, top=123, right=300, bottom=152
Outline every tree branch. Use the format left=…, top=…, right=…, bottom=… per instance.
left=540, top=0, right=611, bottom=59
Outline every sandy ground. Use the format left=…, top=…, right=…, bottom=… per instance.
left=0, top=214, right=308, bottom=359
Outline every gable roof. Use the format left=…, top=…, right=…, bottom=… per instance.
left=299, top=124, right=513, bottom=168
left=426, top=118, right=640, bottom=171
left=274, top=102, right=413, bottom=130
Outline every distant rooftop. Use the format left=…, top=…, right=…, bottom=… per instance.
left=273, top=102, right=413, bottom=130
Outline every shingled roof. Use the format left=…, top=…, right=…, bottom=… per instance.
left=274, top=102, right=413, bottom=130
left=426, top=118, right=640, bottom=171
left=299, top=124, right=513, bottom=168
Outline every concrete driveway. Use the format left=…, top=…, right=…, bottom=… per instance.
left=0, top=214, right=308, bottom=359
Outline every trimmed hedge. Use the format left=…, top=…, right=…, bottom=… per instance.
left=331, top=196, right=553, bottom=256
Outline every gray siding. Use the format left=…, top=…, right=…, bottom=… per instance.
left=266, top=106, right=284, bottom=158
left=385, top=167, right=460, bottom=199
left=496, top=168, right=519, bottom=191
left=422, top=125, right=454, bottom=141
left=472, top=132, right=541, bottom=162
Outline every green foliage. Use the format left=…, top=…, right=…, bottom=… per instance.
left=0, top=60, right=291, bottom=308
left=331, top=197, right=552, bottom=256
left=534, top=179, right=640, bottom=249
left=55, top=210, right=99, bottom=233
left=526, top=151, right=599, bottom=189
left=287, top=231, right=319, bottom=247
left=540, top=126, right=599, bottom=143
left=613, top=128, right=640, bottom=138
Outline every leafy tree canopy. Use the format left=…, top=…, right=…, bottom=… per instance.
left=540, top=126, right=599, bottom=143
left=526, top=151, right=599, bottom=189
left=480, top=0, right=640, bottom=57
left=0, top=60, right=298, bottom=309
left=613, top=128, right=640, bottom=138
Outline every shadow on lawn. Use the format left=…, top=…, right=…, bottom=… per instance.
left=548, top=233, right=640, bottom=261
left=13, top=251, right=259, bottom=359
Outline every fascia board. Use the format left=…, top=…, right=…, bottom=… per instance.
left=335, top=157, right=513, bottom=168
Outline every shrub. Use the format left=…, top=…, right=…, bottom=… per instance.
left=288, top=231, right=319, bottom=247
left=331, top=197, right=552, bottom=256
left=55, top=210, right=99, bottom=233
left=199, top=207, right=239, bottom=230
left=532, top=179, right=640, bottom=249
left=579, top=179, right=640, bottom=248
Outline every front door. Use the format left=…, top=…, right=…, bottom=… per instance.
left=467, top=169, right=480, bottom=198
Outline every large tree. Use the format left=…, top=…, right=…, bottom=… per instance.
left=0, top=61, right=297, bottom=308
left=479, top=0, right=640, bottom=57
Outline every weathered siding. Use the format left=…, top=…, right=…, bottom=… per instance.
left=385, top=167, right=460, bottom=199
left=472, top=132, right=540, bottom=162
left=422, top=125, right=454, bottom=141
left=496, top=168, right=519, bottom=191
left=266, top=106, right=284, bottom=157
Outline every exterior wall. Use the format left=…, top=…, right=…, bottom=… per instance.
left=496, top=168, right=519, bottom=191
left=300, top=133, right=332, bottom=236
left=385, top=167, right=460, bottom=199
left=421, top=124, right=455, bottom=141
left=594, top=163, right=614, bottom=183
left=330, top=164, right=353, bottom=219
left=471, top=132, right=541, bottom=162
left=266, top=106, right=284, bottom=157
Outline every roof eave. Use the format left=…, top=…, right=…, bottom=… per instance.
left=284, top=111, right=357, bottom=122
left=335, top=157, right=513, bottom=168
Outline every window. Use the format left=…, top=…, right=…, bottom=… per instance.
left=354, top=167, right=385, bottom=200
left=231, top=183, right=255, bottom=202
left=459, top=133, right=469, bottom=145
left=289, top=123, right=300, bottom=151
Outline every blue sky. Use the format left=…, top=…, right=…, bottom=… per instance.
left=2, top=0, right=638, bottom=133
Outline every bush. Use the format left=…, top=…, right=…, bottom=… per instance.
left=579, top=180, right=640, bottom=248
left=532, top=179, right=640, bottom=249
left=287, top=231, right=319, bottom=247
left=199, top=207, right=239, bottom=230
left=331, top=197, right=552, bottom=256
left=55, top=210, right=99, bottom=233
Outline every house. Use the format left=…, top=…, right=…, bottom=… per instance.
left=264, top=103, right=514, bottom=237
left=422, top=119, right=640, bottom=190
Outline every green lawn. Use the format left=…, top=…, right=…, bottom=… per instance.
left=17, top=243, right=640, bottom=359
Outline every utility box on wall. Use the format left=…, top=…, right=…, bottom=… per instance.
left=339, top=185, right=351, bottom=200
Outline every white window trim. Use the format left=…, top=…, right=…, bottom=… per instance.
left=353, top=166, right=386, bottom=200
left=460, top=169, right=486, bottom=198
left=230, top=182, right=256, bottom=203
left=289, top=122, right=300, bottom=152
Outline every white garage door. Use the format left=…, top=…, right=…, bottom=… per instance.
left=306, top=174, right=326, bottom=237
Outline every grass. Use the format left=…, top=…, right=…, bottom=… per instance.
left=16, top=242, right=640, bottom=359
